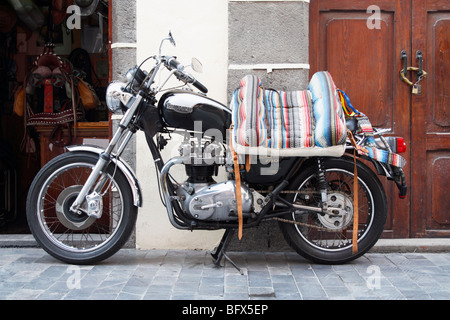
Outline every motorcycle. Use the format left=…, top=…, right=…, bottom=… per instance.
left=26, top=33, right=407, bottom=267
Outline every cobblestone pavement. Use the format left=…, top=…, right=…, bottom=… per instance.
left=1, top=248, right=450, bottom=300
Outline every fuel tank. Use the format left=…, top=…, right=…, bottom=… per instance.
left=159, top=90, right=232, bottom=136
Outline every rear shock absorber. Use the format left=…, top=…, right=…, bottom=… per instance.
left=316, top=159, right=328, bottom=210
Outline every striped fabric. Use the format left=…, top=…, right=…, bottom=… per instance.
left=339, top=88, right=407, bottom=168
left=230, top=72, right=346, bottom=155
left=307, top=71, right=347, bottom=148
left=232, top=75, right=267, bottom=147
left=359, top=146, right=407, bottom=168
left=264, top=89, right=314, bottom=149
left=230, top=72, right=406, bottom=168
left=356, top=117, right=407, bottom=168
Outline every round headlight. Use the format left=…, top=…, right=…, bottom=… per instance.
left=106, top=81, right=127, bottom=113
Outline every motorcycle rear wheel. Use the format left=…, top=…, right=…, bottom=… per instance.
left=279, top=157, right=387, bottom=264
left=26, top=152, right=137, bottom=264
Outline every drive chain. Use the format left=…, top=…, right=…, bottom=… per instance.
left=271, top=217, right=342, bottom=232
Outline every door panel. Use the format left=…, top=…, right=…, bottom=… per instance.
left=310, top=0, right=411, bottom=237
left=322, top=12, right=394, bottom=128
left=411, top=0, right=450, bottom=237
left=431, top=14, right=450, bottom=128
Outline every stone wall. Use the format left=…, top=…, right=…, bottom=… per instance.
left=120, top=0, right=309, bottom=251
left=111, top=0, right=137, bottom=247
left=227, top=0, right=309, bottom=97
left=227, top=0, right=310, bottom=251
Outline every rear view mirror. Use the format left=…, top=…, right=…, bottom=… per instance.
left=191, top=58, right=203, bottom=73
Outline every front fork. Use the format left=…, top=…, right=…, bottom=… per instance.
left=69, top=94, right=143, bottom=218
left=69, top=153, right=110, bottom=218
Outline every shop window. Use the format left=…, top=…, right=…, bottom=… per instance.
left=0, top=0, right=110, bottom=233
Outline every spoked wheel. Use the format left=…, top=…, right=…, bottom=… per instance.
left=26, top=152, right=137, bottom=264
left=279, top=157, right=387, bottom=264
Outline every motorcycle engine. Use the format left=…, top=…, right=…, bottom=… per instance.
left=176, top=181, right=253, bottom=221
left=174, top=139, right=254, bottom=222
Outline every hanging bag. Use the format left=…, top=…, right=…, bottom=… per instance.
left=13, top=86, right=25, bottom=117
left=77, top=77, right=100, bottom=110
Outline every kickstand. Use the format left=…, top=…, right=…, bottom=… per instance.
left=211, top=229, right=243, bottom=275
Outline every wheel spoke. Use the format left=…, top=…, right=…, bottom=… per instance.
left=37, top=162, right=124, bottom=253
left=292, top=168, right=374, bottom=251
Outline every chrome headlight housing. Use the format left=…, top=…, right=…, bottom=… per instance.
left=106, top=81, right=129, bottom=114
left=126, top=66, right=148, bottom=91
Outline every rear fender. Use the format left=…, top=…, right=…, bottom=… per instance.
left=66, top=145, right=142, bottom=207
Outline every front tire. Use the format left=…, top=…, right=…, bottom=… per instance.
left=279, top=157, right=387, bottom=264
left=26, top=152, right=137, bottom=264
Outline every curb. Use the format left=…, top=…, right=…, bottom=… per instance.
left=369, top=238, right=450, bottom=253
left=0, top=235, right=39, bottom=248
left=0, top=235, right=449, bottom=253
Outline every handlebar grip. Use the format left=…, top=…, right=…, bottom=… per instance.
left=192, top=80, right=208, bottom=94
left=167, top=57, right=181, bottom=70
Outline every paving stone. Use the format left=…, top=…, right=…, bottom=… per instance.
left=298, top=283, right=327, bottom=298
left=248, top=286, right=275, bottom=298
left=1, top=248, right=450, bottom=300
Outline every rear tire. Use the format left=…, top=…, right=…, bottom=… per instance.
left=279, top=157, right=387, bottom=264
left=26, top=152, right=137, bottom=264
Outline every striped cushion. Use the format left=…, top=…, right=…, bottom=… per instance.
left=231, top=72, right=346, bottom=155
left=265, top=89, right=314, bottom=149
left=307, top=71, right=347, bottom=148
left=232, top=75, right=267, bottom=147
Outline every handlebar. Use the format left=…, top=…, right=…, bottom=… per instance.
left=192, top=80, right=208, bottom=94
left=165, top=56, right=208, bottom=94
left=167, top=56, right=183, bottom=71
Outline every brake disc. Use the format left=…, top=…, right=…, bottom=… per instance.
left=55, top=185, right=97, bottom=231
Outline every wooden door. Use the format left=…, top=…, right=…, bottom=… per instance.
left=310, top=0, right=412, bottom=237
left=310, top=0, right=450, bottom=238
left=410, top=0, right=450, bottom=237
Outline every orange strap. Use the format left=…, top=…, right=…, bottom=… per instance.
left=245, top=155, right=251, bottom=172
left=352, top=147, right=359, bottom=254
left=229, top=130, right=243, bottom=240
left=348, top=130, right=359, bottom=254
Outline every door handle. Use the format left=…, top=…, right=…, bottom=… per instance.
left=401, top=50, right=408, bottom=76
left=400, top=49, right=427, bottom=87
left=416, top=50, right=423, bottom=78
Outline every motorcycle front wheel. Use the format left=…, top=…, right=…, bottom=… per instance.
left=279, top=157, right=387, bottom=264
left=26, top=152, right=137, bottom=264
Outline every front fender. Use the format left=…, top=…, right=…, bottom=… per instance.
left=66, top=145, right=143, bottom=207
